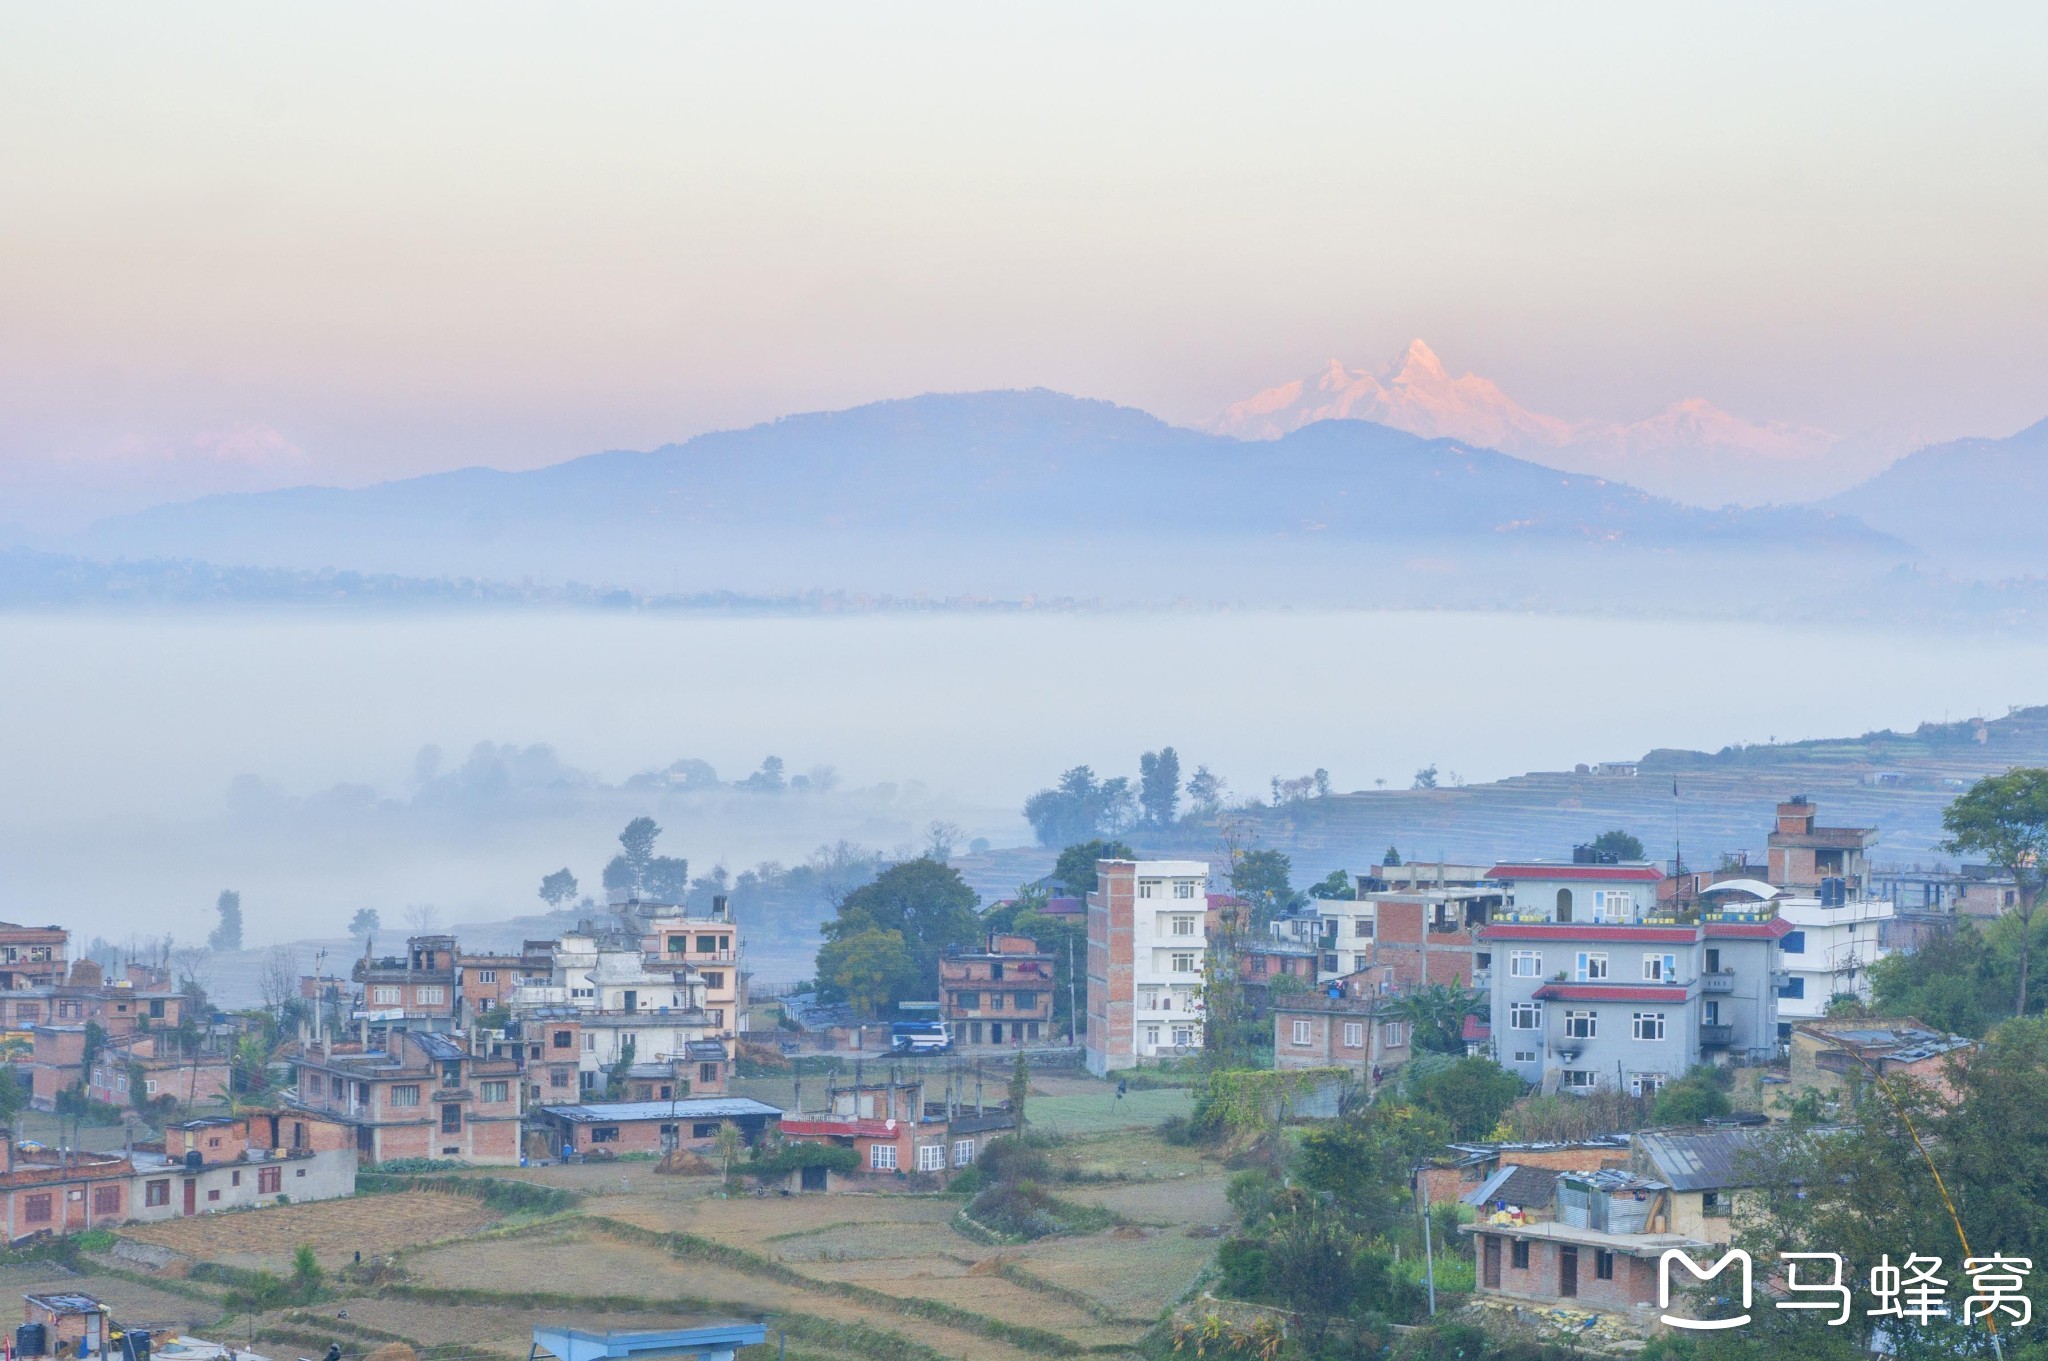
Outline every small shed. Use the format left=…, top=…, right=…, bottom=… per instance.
left=22, top=1294, right=110, bottom=1358
left=532, top=1324, right=768, bottom=1361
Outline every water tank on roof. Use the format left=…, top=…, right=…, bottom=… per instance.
left=183, top=1149, right=202, bottom=1170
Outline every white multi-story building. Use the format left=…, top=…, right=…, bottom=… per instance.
left=1700, top=879, right=1896, bottom=1024
left=1085, top=859, right=1210, bottom=1074
left=507, top=928, right=719, bottom=1089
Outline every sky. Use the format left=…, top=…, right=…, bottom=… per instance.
left=3, top=3, right=2046, bottom=524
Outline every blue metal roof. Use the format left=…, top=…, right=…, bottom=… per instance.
left=539, top=1098, right=782, bottom=1123
left=533, top=1325, right=767, bottom=1361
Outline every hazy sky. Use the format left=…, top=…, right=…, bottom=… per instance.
left=4, top=3, right=2045, bottom=517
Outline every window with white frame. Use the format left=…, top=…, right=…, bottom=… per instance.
left=1632, top=1012, right=1667, bottom=1041
left=918, top=1144, right=946, bottom=1172
left=1354, top=918, right=1373, bottom=937
left=476, top=969, right=497, bottom=983
left=1564, top=1010, right=1597, bottom=1039
left=1172, top=1025, right=1196, bottom=1047
left=1642, top=953, right=1678, bottom=983
left=1171, top=915, right=1197, bottom=936
left=1342, top=1021, right=1365, bottom=1048
left=1629, top=1072, right=1668, bottom=1097
left=1139, top=880, right=1159, bottom=898
left=1562, top=1070, right=1598, bottom=1091
left=372, top=986, right=400, bottom=1005
left=1144, top=1024, right=1161, bottom=1046
left=1173, top=880, right=1197, bottom=899
left=1595, top=890, right=1634, bottom=919
left=953, top=1139, right=976, bottom=1166
left=1575, top=952, right=1610, bottom=981
left=415, top=986, right=446, bottom=1005
left=1510, top=950, right=1542, bottom=978
left=1352, top=953, right=1369, bottom=973
left=1513, top=1049, right=1537, bottom=1063
left=1381, top=1021, right=1407, bottom=1047
left=390, top=1084, right=421, bottom=1107
left=1291, top=1020, right=1312, bottom=1046
left=871, top=1144, right=898, bottom=1171
left=1509, top=1002, right=1542, bottom=1029
left=1171, top=952, right=1197, bottom=973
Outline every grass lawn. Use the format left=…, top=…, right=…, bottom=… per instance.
left=1027, top=1085, right=1192, bottom=1136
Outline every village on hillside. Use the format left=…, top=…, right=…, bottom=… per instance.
left=2, top=777, right=2043, bottom=1361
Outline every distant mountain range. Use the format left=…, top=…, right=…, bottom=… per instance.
left=1825, top=416, right=2048, bottom=579
left=73, top=389, right=1902, bottom=611
left=1206, top=340, right=1882, bottom=505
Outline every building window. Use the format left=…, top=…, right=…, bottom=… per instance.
left=1782, top=931, right=1807, bottom=954
left=1595, top=1250, right=1615, bottom=1280
left=1381, top=1021, right=1406, bottom=1047
left=1512, top=1239, right=1531, bottom=1270
left=918, top=1144, right=947, bottom=1172
left=1354, top=918, right=1374, bottom=937
left=1291, top=1020, right=1312, bottom=1046
left=553, top=1030, right=574, bottom=1048
left=871, top=1144, right=898, bottom=1171
left=480, top=1080, right=509, bottom=1103
left=1144, top=1024, right=1160, bottom=1046
left=1575, top=953, right=1609, bottom=981
left=1171, top=952, right=1196, bottom=973
left=692, top=1122, right=719, bottom=1139
left=1171, top=916, right=1197, bottom=935
left=1594, top=890, right=1633, bottom=920
left=1342, top=1022, right=1365, bottom=1048
left=441, top=1104, right=463, bottom=1134
left=1643, top=954, right=1677, bottom=983
left=146, top=1179, right=171, bottom=1207
left=92, top=1186, right=120, bottom=1215
left=696, top=935, right=720, bottom=953
left=443, top=1060, right=463, bottom=1086
left=1630, top=1072, right=1668, bottom=1097
left=1509, top=1003, right=1542, bottom=1030
left=416, top=986, right=447, bottom=1005
left=390, top=1084, right=421, bottom=1107
left=477, top=969, right=498, bottom=983
left=1562, top=1070, right=1598, bottom=1091
left=953, top=1139, right=975, bottom=1166
left=23, top=1194, right=51, bottom=1223
left=1778, top=976, right=1807, bottom=1000
left=1013, top=991, right=1034, bottom=1011
left=1564, top=1010, right=1596, bottom=1039
left=1703, top=1191, right=1728, bottom=1217
left=1174, top=880, right=1197, bottom=899
left=957, top=991, right=981, bottom=1011
left=704, top=971, right=725, bottom=989
left=1172, top=1025, right=1196, bottom=1047
left=550, top=1068, right=572, bottom=1088
left=1139, top=880, right=1159, bottom=898
left=258, top=1166, right=282, bottom=1194
left=1631, top=1012, right=1667, bottom=1041
left=1513, top=1050, right=1536, bottom=1063
left=1555, top=888, right=1573, bottom=922
left=372, top=986, right=400, bottom=1005
left=700, top=1062, right=720, bottom=1084
left=590, top=1126, right=621, bottom=1143
left=1510, top=951, right=1542, bottom=978
left=989, top=993, right=1006, bottom=1011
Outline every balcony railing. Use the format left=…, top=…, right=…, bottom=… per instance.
left=1699, top=1024, right=1735, bottom=1047
left=1699, top=971, right=1736, bottom=994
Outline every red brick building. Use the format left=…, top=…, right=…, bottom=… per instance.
left=86, top=1032, right=231, bottom=1109
left=778, top=1075, right=1017, bottom=1179
left=353, top=934, right=460, bottom=1031
left=1271, top=977, right=1413, bottom=1087
left=289, top=1030, right=522, bottom=1165
left=939, top=933, right=1056, bottom=1048
left=0, top=924, right=68, bottom=991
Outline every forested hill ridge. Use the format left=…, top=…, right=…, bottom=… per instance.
left=949, top=705, right=2048, bottom=903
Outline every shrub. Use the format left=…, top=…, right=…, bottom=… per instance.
left=966, top=1179, right=1060, bottom=1240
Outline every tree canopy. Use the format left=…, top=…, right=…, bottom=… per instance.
left=1052, top=839, right=1134, bottom=898
left=1022, top=766, right=1135, bottom=847
left=1943, top=768, right=2048, bottom=1015
left=539, top=868, right=579, bottom=908
left=1231, top=849, right=1297, bottom=926
left=1403, top=1054, right=1526, bottom=1140
left=817, top=857, right=980, bottom=1010
left=1138, top=747, right=1181, bottom=826
left=208, top=890, right=244, bottom=952
left=1587, top=828, right=1645, bottom=861
left=602, top=817, right=688, bottom=903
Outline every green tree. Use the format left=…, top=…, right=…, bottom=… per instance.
left=208, top=889, right=244, bottom=952
left=1185, top=765, right=1224, bottom=817
left=0, top=1068, right=25, bottom=1125
left=1263, top=1211, right=1389, bottom=1348
left=1295, top=1101, right=1451, bottom=1239
left=1649, top=1066, right=1733, bottom=1124
left=1383, top=847, right=1403, bottom=867
left=1052, top=839, right=1134, bottom=897
left=1008, top=1051, right=1030, bottom=1127
left=1386, top=983, right=1488, bottom=1054
left=815, top=928, right=921, bottom=1016
left=1307, top=868, right=1355, bottom=900
left=619, top=816, right=662, bottom=876
left=538, top=868, right=579, bottom=908
left=1412, top=765, right=1439, bottom=790
left=822, top=858, right=981, bottom=989
left=1871, top=915, right=2043, bottom=1035
left=641, top=855, right=690, bottom=903
left=1231, top=849, right=1296, bottom=926
left=291, top=1244, right=323, bottom=1298
left=1404, top=1055, right=1526, bottom=1140
left=1942, top=768, right=2048, bottom=1015
left=1138, top=747, right=1181, bottom=826
left=1022, top=767, right=1135, bottom=847
left=1587, top=828, right=1646, bottom=861
left=603, top=1038, right=637, bottom=1100
left=348, top=907, right=379, bottom=953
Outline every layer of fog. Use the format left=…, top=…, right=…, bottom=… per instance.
left=7, top=608, right=2048, bottom=961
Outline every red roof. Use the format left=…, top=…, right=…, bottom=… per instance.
left=1533, top=983, right=1691, bottom=1003
left=1461, top=1015, right=1492, bottom=1042
left=1490, top=863, right=1664, bottom=883
left=1703, top=916, right=1796, bottom=939
left=777, top=1117, right=898, bottom=1140
left=1480, top=923, right=1698, bottom=943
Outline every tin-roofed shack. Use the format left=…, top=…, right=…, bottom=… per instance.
left=537, top=1098, right=781, bottom=1159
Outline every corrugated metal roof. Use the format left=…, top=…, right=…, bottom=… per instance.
left=410, top=1032, right=469, bottom=1061
left=541, top=1098, right=781, bottom=1122
left=1462, top=1163, right=1560, bottom=1210
left=1634, top=1128, right=1768, bottom=1192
